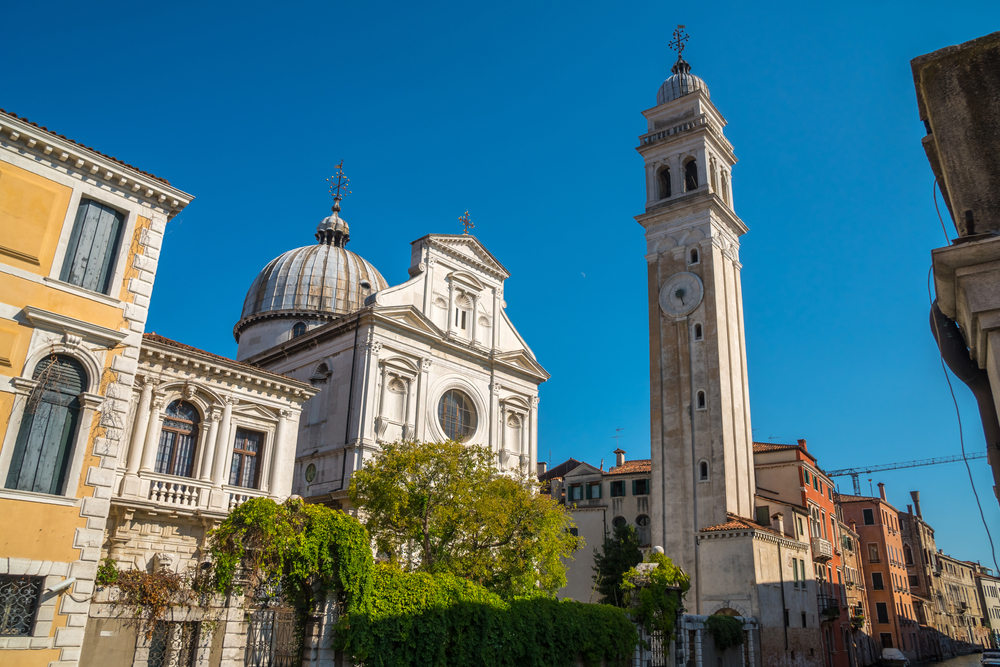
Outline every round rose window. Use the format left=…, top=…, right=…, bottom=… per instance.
left=438, top=389, right=477, bottom=441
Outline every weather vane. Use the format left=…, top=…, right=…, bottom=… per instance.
left=326, top=160, right=351, bottom=212
left=669, top=24, right=689, bottom=60
left=459, top=210, right=474, bottom=235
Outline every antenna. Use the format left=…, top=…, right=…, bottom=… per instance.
left=612, top=428, right=625, bottom=447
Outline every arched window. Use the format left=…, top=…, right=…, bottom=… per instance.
left=699, top=461, right=709, bottom=481
left=684, top=160, right=699, bottom=191
left=155, top=400, right=200, bottom=478
left=689, top=248, right=699, bottom=265
left=696, top=390, right=706, bottom=410
left=904, top=545, right=913, bottom=565
left=5, top=355, right=87, bottom=495
left=658, top=167, right=672, bottom=199
left=439, top=389, right=477, bottom=441
left=292, top=322, right=307, bottom=338
left=693, top=323, right=703, bottom=341
left=635, top=514, right=651, bottom=547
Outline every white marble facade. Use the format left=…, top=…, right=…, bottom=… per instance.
left=239, top=229, right=549, bottom=506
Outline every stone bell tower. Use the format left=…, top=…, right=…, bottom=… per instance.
left=636, top=32, right=755, bottom=603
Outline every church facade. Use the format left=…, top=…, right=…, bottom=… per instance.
left=637, top=40, right=824, bottom=665
left=233, top=190, right=548, bottom=507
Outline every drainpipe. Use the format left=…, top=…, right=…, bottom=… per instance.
left=335, top=317, right=362, bottom=492
left=777, top=540, right=788, bottom=651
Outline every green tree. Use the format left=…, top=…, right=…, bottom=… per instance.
left=592, top=522, right=643, bottom=606
left=348, top=439, right=581, bottom=599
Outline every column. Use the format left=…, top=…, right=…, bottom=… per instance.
left=446, top=280, right=455, bottom=337
left=491, top=286, right=502, bottom=349
left=416, top=358, right=431, bottom=440
left=422, top=256, right=436, bottom=314
left=139, top=394, right=166, bottom=472
left=212, top=397, right=237, bottom=488
left=471, top=293, right=479, bottom=344
left=200, top=409, right=221, bottom=481
left=529, top=396, right=539, bottom=482
left=125, top=377, right=155, bottom=475
left=269, top=410, right=291, bottom=497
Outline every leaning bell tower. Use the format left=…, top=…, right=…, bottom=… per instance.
left=636, top=28, right=755, bottom=607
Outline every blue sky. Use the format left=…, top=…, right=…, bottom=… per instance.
left=5, top=1, right=999, bottom=565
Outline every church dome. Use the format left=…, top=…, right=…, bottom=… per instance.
left=236, top=204, right=389, bottom=333
left=656, top=58, right=710, bottom=105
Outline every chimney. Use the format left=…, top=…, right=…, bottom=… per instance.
left=907, top=504, right=913, bottom=516
left=771, top=512, right=785, bottom=536
left=537, top=461, right=547, bottom=478
left=797, top=439, right=808, bottom=451
left=910, top=490, right=922, bottom=518
left=614, top=448, right=626, bottom=467
left=877, top=482, right=886, bottom=501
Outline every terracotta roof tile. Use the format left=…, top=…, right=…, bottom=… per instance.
left=538, top=458, right=583, bottom=482
left=752, top=441, right=817, bottom=461
left=0, top=108, right=171, bottom=185
left=834, top=493, right=882, bottom=504
left=700, top=513, right=782, bottom=536
left=142, top=333, right=307, bottom=386
left=607, top=459, right=651, bottom=475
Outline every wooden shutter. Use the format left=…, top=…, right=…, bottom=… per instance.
left=585, top=483, right=592, bottom=500
left=60, top=199, right=125, bottom=294
left=631, top=480, right=637, bottom=496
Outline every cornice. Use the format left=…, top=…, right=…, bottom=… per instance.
left=0, top=114, right=193, bottom=219
left=139, top=340, right=316, bottom=400
left=698, top=527, right=807, bottom=551
left=636, top=190, right=748, bottom=238
left=425, top=236, right=509, bottom=281
left=21, top=306, right=127, bottom=348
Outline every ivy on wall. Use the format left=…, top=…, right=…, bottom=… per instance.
left=621, top=552, right=690, bottom=638
left=704, top=614, right=744, bottom=652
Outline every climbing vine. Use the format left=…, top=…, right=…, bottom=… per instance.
left=704, top=614, right=744, bottom=652
left=208, top=497, right=373, bottom=614
left=621, top=552, right=690, bottom=637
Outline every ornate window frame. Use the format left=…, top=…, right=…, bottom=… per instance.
left=374, top=357, right=418, bottom=443
left=426, top=375, right=486, bottom=445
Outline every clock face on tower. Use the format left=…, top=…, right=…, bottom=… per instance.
left=658, top=272, right=704, bottom=317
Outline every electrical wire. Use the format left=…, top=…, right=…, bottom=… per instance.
left=932, top=179, right=951, bottom=244
left=928, top=266, right=998, bottom=573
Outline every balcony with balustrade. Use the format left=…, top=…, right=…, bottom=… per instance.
left=811, top=536, right=833, bottom=562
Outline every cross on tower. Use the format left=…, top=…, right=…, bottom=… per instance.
left=459, top=211, right=474, bottom=235
left=326, top=160, right=351, bottom=212
left=669, top=24, right=689, bottom=60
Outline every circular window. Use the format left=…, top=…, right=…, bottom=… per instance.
left=304, top=463, right=317, bottom=483
left=612, top=516, right=627, bottom=529
left=438, top=389, right=477, bottom=441
left=636, top=515, right=650, bottom=527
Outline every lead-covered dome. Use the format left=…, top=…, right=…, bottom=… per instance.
left=656, top=58, right=710, bottom=106
left=235, top=203, right=389, bottom=337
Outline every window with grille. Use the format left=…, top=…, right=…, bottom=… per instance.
left=147, top=621, right=199, bottom=667
left=156, top=400, right=200, bottom=478
left=230, top=428, right=263, bottom=488
left=6, top=354, right=87, bottom=495
left=438, top=389, right=477, bottom=441
left=0, top=575, right=42, bottom=636
left=60, top=198, right=126, bottom=294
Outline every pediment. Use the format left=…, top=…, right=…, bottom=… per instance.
left=494, top=349, right=550, bottom=380
left=232, top=403, right=278, bottom=421
left=373, top=305, right=444, bottom=338
left=564, top=463, right=602, bottom=478
left=428, top=235, right=509, bottom=280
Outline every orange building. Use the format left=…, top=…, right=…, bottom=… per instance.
left=0, top=109, right=192, bottom=666
left=753, top=440, right=872, bottom=667
left=839, top=486, right=922, bottom=662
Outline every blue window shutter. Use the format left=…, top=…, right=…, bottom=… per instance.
left=60, top=199, right=125, bottom=294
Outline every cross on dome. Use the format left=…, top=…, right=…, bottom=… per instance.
left=317, top=161, right=352, bottom=247
left=326, top=160, right=351, bottom=214
left=669, top=25, right=689, bottom=60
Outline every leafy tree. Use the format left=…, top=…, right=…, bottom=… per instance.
left=592, top=522, right=643, bottom=606
left=348, top=439, right=581, bottom=599
left=622, top=552, right=690, bottom=637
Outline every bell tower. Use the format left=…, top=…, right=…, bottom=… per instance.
left=636, top=30, right=755, bottom=608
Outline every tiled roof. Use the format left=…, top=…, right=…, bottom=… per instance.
left=607, top=459, right=652, bottom=475
left=834, top=493, right=882, bottom=504
left=142, top=333, right=306, bottom=385
left=0, top=108, right=171, bottom=185
left=538, top=458, right=583, bottom=482
left=700, top=513, right=782, bottom=537
left=752, top=441, right=817, bottom=461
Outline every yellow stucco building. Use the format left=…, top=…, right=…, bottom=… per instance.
left=0, top=109, right=192, bottom=666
